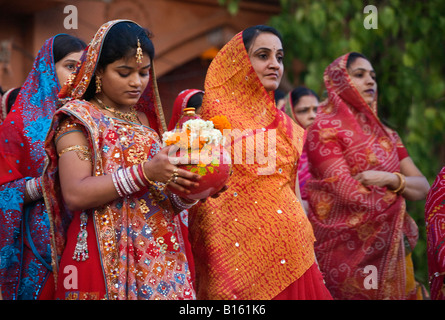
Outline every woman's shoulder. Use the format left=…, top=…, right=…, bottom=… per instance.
left=58, top=99, right=102, bottom=120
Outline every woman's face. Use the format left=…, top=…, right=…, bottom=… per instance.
left=347, top=57, right=377, bottom=106
left=97, top=54, right=151, bottom=110
left=55, top=51, right=83, bottom=87
left=248, top=32, right=284, bottom=92
left=293, top=95, right=318, bottom=129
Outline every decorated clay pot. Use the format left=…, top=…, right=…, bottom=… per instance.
left=169, top=146, right=232, bottom=200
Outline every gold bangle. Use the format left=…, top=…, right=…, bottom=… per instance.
left=141, top=161, right=156, bottom=186
left=391, top=172, right=406, bottom=194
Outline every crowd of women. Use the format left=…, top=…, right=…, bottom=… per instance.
left=0, top=19, right=443, bottom=300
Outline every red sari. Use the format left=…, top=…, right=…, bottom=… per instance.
left=167, top=89, right=204, bottom=131
left=43, top=20, right=194, bottom=300
left=0, top=37, right=64, bottom=300
left=167, top=88, right=204, bottom=288
left=425, top=166, right=445, bottom=300
left=306, top=53, right=419, bottom=299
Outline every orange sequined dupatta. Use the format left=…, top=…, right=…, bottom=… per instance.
left=188, top=31, right=315, bottom=300
left=306, top=53, right=418, bottom=299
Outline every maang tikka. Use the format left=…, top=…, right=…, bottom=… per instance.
left=136, top=38, right=143, bottom=64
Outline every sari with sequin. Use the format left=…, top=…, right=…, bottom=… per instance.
left=425, top=166, right=445, bottom=300
left=42, top=20, right=194, bottom=300
left=306, top=53, right=419, bottom=299
left=188, top=31, right=331, bottom=300
left=0, top=36, right=66, bottom=300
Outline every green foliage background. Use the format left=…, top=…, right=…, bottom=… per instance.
left=221, top=0, right=445, bottom=290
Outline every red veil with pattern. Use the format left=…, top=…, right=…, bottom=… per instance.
left=306, top=53, right=418, bottom=299
left=43, top=20, right=195, bottom=300
left=425, top=166, right=445, bottom=300
left=167, top=89, right=204, bottom=131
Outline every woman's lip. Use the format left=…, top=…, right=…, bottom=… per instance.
left=364, top=89, right=375, bottom=94
left=126, top=91, right=141, bottom=97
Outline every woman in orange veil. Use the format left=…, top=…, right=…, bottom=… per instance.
left=188, top=25, right=332, bottom=300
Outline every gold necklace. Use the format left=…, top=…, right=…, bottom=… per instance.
left=95, top=97, right=140, bottom=124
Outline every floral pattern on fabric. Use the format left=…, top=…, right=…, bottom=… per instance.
left=0, top=35, right=61, bottom=300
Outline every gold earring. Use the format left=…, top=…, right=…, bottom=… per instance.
left=95, top=75, right=102, bottom=93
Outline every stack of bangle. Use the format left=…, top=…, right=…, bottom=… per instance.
left=111, top=162, right=166, bottom=197
left=170, top=193, right=199, bottom=211
left=26, top=176, right=42, bottom=201
left=111, top=162, right=196, bottom=210
left=391, top=172, right=406, bottom=194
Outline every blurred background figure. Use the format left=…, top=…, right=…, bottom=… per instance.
left=0, top=34, right=86, bottom=300
left=281, top=86, right=319, bottom=212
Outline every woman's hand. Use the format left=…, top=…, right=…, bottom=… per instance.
left=199, top=185, right=229, bottom=203
left=353, top=170, right=399, bottom=189
left=353, top=156, right=430, bottom=201
left=143, top=146, right=201, bottom=194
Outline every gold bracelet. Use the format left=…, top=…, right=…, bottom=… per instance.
left=141, top=161, right=156, bottom=186
left=141, top=161, right=167, bottom=191
left=391, top=172, right=406, bottom=194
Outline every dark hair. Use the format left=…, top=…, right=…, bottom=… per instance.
left=187, top=92, right=203, bottom=109
left=84, top=21, right=155, bottom=100
left=274, top=89, right=286, bottom=103
left=242, top=25, right=283, bottom=52
left=346, top=52, right=369, bottom=69
left=53, top=34, right=86, bottom=63
left=6, top=87, right=21, bottom=114
left=290, top=86, right=319, bottom=107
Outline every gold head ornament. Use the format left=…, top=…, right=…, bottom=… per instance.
left=136, top=38, right=143, bottom=64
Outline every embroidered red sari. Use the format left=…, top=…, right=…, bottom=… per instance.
left=42, top=20, right=194, bottom=300
left=306, top=53, right=418, bottom=299
left=425, top=166, right=445, bottom=300
left=188, top=31, right=331, bottom=300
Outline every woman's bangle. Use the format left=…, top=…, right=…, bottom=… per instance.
left=391, top=172, right=406, bottom=194
left=112, top=163, right=168, bottom=197
left=170, top=193, right=199, bottom=211
left=26, top=177, right=42, bottom=201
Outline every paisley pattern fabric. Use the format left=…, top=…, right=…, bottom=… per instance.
left=306, top=53, right=418, bottom=299
left=0, top=36, right=64, bottom=299
left=42, top=20, right=193, bottom=300
left=188, top=31, right=316, bottom=300
left=425, top=166, right=445, bottom=300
